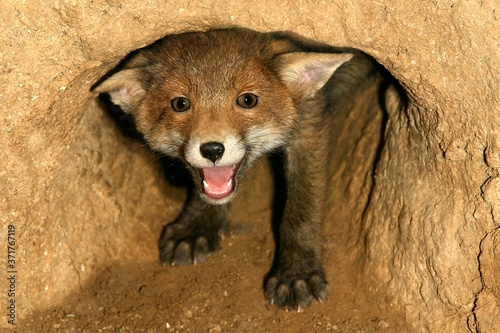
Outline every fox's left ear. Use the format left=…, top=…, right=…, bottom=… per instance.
left=275, top=52, right=353, bottom=98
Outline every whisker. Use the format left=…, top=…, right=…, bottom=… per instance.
left=126, top=153, right=162, bottom=184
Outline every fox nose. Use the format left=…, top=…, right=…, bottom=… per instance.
left=200, top=141, right=225, bottom=163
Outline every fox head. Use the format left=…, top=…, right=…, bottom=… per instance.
left=92, top=28, right=352, bottom=204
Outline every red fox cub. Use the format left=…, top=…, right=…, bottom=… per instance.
left=92, top=28, right=393, bottom=310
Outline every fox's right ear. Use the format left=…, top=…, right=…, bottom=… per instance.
left=91, top=69, right=146, bottom=113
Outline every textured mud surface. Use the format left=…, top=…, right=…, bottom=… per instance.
left=21, top=160, right=409, bottom=332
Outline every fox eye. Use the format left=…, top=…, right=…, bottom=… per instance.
left=170, top=97, right=191, bottom=112
left=237, top=93, right=258, bottom=109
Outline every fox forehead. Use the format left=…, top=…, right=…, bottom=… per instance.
left=148, top=29, right=277, bottom=69
left=145, top=33, right=280, bottom=102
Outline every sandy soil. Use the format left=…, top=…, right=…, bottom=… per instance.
left=21, top=160, right=409, bottom=333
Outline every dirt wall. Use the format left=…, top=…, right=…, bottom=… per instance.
left=1, top=1, right=498, bottom=332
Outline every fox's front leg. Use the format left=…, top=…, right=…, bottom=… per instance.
left=265, top=128, right=330, bottom=310
left=159, top=191, right=227, bottom=266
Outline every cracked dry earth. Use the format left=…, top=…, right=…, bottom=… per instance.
left=20, top=161, right=409, bottom=333
left=469, top=225, right=500, bottom=331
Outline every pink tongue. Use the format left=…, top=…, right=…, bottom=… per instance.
left=202, top=166, right=234, bottom=199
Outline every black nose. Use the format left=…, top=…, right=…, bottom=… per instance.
left=200, top=141, right=225, bottom=163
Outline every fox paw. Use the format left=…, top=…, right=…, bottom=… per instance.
left=158, top=222, right=223, bottom=266
left=265, top=270, right=328, bottom=311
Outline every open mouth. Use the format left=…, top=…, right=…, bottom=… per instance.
left=199, top=160, right=243, bottom=201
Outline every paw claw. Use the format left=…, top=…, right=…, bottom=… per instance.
left=159, top=222, right=223, bottom=266
left=265, top=269, right=327, bottom=311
